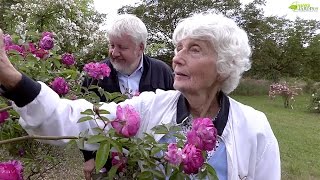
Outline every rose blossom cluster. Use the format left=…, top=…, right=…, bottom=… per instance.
left=83, top=62, right=111, bottom=80
left=165, top=118, right=217, bottom=174
left=2, top=32, right=55, bottom=59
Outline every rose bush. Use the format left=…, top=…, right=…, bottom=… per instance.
left=0, top=31, right=218, bottom=179
left=268, top=82, right=302, bottom=109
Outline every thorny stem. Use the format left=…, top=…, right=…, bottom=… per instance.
left=0, top=105, right=12, bottom=112
left=0, top=135, right=78, bottom=145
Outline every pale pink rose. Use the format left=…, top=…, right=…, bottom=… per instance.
left=182, top=144, right=204, bottom=174
left=187, top=118, right=217, bottom=151
left=164, top=143, right=183, bottom=166
left=3, top=34, right=13, bottom=46
left=111, top=105, right=140, bottom=137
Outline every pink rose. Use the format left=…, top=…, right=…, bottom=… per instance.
left=0, top=160, right=23, bottom=180
left=61, top=53, right=76, bottom=66
left=164, top=143, right=183, bottom=166
left=39, top=35, right=54, bottom=50
left=50, top=77, right=69, bottom=95
left=0, top=111, right=10, bottom=124
left=83, top=62, right=111, bottom=80
left=187, top=118, right=217, bottom=151
left=5, top=45, right=23, bottom=54
left=182, top=144, right=204, bottom=174
left=111, top=105, right=140, bottom=137
left=34, top=48, right=49, bottom=59
left=3, top=34, right=13, bottom=47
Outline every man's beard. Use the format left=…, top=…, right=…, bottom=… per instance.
left=110, top=60, right=132, bottom=75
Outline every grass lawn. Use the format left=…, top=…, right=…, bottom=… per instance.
left=231, top=94, right=320, bottom=180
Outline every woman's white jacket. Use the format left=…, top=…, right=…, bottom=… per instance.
left=15, top=82, right=280, bottom=180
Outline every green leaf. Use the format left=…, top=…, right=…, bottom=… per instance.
left=173, top=133, right=186, bottom=140
left=92, top=127, right=104, bottom=134
left=150, top=146, right=162, bottom=156
left=87, top=135, right=108, bottom=144
left=81, top=109, right=94, bottom=115
left=169, top=126, right=182, bottom=132
left=66, top=139, right=77, bottom=150
left=143, top=133, right=157, bottom=143
left=78, top=137, right=85, bottom=149
left=109, top=139, right=123, bottom=153
left=98, top=109, right=110, bottom=114
left=95, top=141, right=110, bottom=173
left=149, top=170, right=165, bottom=180
left=137, top=171, right=153, bottom=180
left=169, top=170, right=185, bottom=180
left=206, top=163, right=219, bottom=180
left=107, top=165, right=119, bottom=180
left=77, top=116, right=92, bottom=123
left=151, top=124, right=169, bottom=134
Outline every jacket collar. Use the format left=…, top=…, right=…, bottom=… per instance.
left=102, top=55, right=153, bottom=92
left=176, top=91, right=230, bottom=136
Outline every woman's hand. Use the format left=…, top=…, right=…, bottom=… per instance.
left=0, top=29, right=22, bottom=89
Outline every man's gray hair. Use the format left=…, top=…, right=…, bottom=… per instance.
left=107, top=14, right=148, bottom=48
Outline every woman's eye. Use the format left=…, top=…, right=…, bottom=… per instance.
left=190, top=47, right=200, bottom=53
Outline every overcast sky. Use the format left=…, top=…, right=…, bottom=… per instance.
left=93, top=0, right=320, bottom=21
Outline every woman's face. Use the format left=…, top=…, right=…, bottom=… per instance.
left=172, top=38, right=220, bottom=94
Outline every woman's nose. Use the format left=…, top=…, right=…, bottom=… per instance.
left=172, top=51, right=186, bottom=66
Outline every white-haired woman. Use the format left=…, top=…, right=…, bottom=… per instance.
left=0, top=13, right=280, bottom=180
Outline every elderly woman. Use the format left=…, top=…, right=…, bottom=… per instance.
left=0, top=13, right=280, bottom=179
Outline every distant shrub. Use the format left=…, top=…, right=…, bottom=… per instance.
left=309, top=83, right=320, bottom=113
left=231, top=78, right=270, bottom=96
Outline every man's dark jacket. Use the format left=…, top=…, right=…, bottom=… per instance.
left=81, top=55, right=174, bottom=165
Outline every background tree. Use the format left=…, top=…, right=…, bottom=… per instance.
left=119, top=0, right=241, bottom=64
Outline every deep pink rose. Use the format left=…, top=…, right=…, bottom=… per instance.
left=0, top=111, right=10, bottom=124
left=164, top=143, right=183, bottom=166
left=5, top=45, right=23, bottom=54
left=83, top=62, right=111, bottom=80
left=61, top=53, right=75, bottom=66
left=182, top=144, right=204, bottom=175
left=3, top=34, right=13, bottom=47
left=187, top=118, right=217, bottom=151
left=39, top=36, right=54, bottom=50
left=34, top=48, right=49, bottom=59
left=111, top=152, right=127, bottom=172
left=50, top=77, right=69, bottom=95
left=0, top=160, right=23, bottom=180
left=27, top=43, right=37, bottom=53
left=111, top=105, right=140, bottom=137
